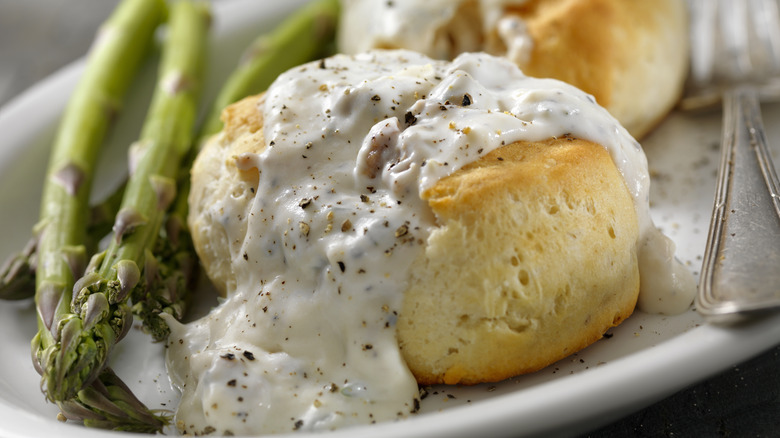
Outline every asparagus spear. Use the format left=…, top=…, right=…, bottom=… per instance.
left=36, top=0, right=210, bottom=403
left=32, top=0, right=167, bottom=403
left=123, top=1, right=210, bottom=343
left=197, top=0, right=340, bottom=139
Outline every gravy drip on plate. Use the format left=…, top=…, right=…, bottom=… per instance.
left=166, top=50, right=694, bottom=435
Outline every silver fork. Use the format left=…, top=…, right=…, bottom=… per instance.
left=684, top=0, right=780, bottom=323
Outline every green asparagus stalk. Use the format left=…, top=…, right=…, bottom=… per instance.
left=31, top=0, right=167, bottom=404
left=36, top=0, right=209, bottom=403
left=56, top=367, right=168, bottom=433
left=124, top=1, right=209, bottom=343
left=197, top=0, right=340, bottom=139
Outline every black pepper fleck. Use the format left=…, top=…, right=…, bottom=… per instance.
left=404, top=111, right=417, bottom=126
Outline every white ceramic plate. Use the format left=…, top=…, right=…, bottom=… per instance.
left=2, top=1, right=780, bottom=437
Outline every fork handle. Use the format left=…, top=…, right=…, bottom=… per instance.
left=697, top=86, right=780, bottom=321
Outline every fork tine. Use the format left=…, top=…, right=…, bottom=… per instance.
left=751, top=0, right=780, bottom=73
left=688, top=0, right=717, bottom=85
left=684, top=0, right=780, bottom=108
left=716, top=0, right=751, bottom=80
